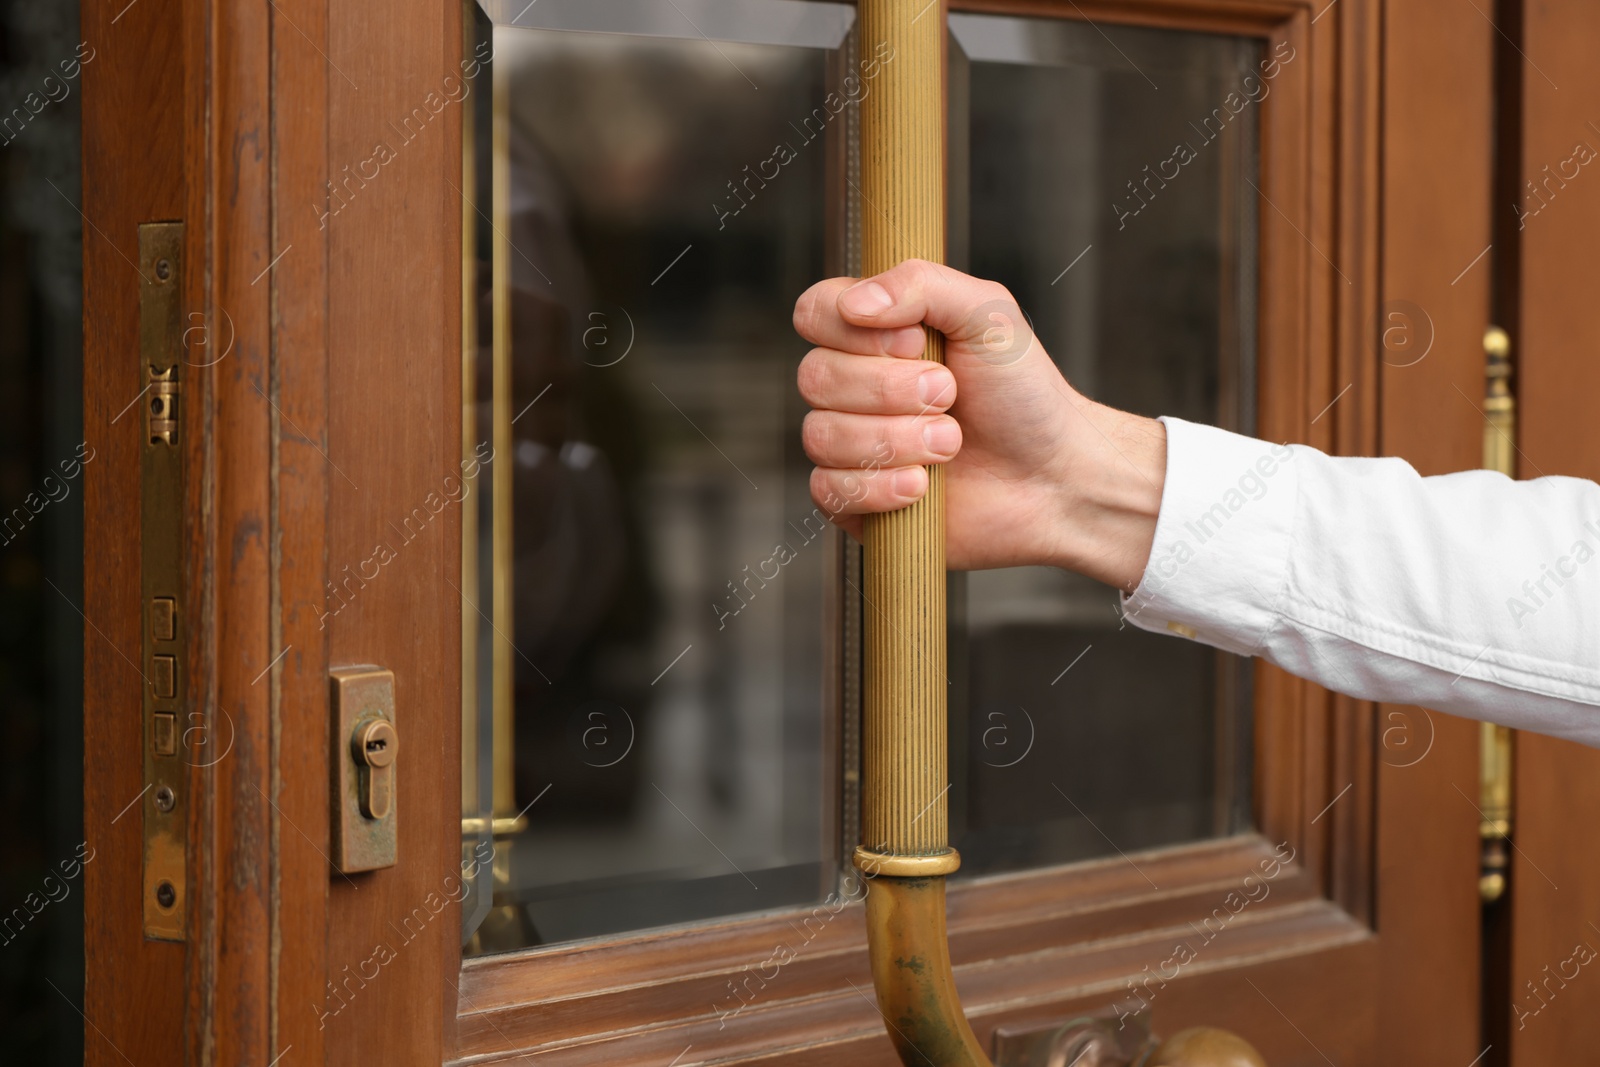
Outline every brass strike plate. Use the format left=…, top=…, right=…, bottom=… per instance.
left=140, top=222, right=186, bottom=941
left=992, top=1005, right=1153, bottom=1066
left=331, top=666, right=399, bottom=873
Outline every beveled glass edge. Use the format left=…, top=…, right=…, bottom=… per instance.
left=477, top=0, right=854, bottom=50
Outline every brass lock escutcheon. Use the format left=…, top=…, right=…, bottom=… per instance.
left=331, top=666, right=399, bottom=872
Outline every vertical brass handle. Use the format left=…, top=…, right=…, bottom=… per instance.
left=849, top=7, right=1271, bottom=1065
left=850, top=1, right=991, bottom=1064
left=855, top=0, right=952, bottom=872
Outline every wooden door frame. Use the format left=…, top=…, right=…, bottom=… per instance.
left=1376, top=1, right=1496, bottom=1064
left=83, top=0, right=347, bottom=1060
left=80, top=0, right=1492, bottom=1063
left=1502, top=1, right=1600, bottom=1062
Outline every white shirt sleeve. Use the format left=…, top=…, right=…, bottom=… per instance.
left=1122, top=417, right=1600, bottom=746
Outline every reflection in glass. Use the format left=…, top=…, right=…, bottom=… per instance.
left=461, top=1, right=1268, bottom=949
left=947, top=15, right=1260, bottom=877
left=465, top=3, right=855, bottom=952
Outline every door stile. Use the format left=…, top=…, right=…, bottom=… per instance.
left=321, top=1, right=465, bottom=1062
left=1506, top=1, right=1600, bottom=1062
left=82, top=0, right=191, bottom=1060
left=268, top=0, right=334, bottom=1063
left=1326, top=0, right=1383, bottom=929
left=1373, top=0, right=1495, bottom=1062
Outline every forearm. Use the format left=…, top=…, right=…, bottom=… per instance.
left=1118, top=418, right=1600, bottom=743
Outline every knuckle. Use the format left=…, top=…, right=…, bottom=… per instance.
left=808, top=467, right=831, bottom=506
left=800, top=411, right=834, bottom=461
left=903, top=258, right=939, bottom=295
left=792, top=289, right=814, bottom=335
left=810, top=466, right=846, bottom=510
left=796, top=349, right=830, bottom=404
left=793, top=282, right=833, bottom=342
left=880, top=258, right=929, bottom=299
left=876, top=363, right=915, bottom=411
left=984, top=280, right=1018, bottom=309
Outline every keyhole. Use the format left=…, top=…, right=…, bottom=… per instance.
left=366, top=738, right=386, bottom=753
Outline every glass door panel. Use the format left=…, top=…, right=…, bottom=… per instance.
left=464, top=0, right=856, bottom=952
left=947, top=13, right=1261, bottom=877
left=462, top=0, right=1268, bottom=950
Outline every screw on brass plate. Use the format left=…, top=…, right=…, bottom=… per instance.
left=155, top=258, right=171, bottom=281
left=154, top=785, right=175, bottom=813
left=353, top=718, right=398, bottom=821
left=155, top=881, right=176, bottom=909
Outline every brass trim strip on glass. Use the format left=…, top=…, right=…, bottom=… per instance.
left=490, top=43, right=518, bottom=828
left=461, top=1, right=482, bottom=826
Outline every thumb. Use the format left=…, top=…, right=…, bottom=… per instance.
left=836, top=259, right=1035, bottom=369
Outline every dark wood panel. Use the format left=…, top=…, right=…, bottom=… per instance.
left=81, top=0, right=190, bottom=1061
left=323, top=0, right=465, bottom=1062
left=1373, top=0, right=1494, bottom=1062
left=1507, top=1, right=1600, bottom=1062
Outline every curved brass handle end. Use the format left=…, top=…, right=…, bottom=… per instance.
left=864, top=874, right=991, bottom=1067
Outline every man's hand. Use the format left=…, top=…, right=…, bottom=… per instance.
left=793, top=259, right=1167, bottom=591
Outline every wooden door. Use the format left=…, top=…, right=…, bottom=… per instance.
left=1495, top=0, right=1600, bottom=1062
left=81, top=0, right=1501, bottom=1064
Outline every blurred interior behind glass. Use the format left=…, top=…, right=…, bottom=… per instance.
left=947, top=14, right=1260, bottom=877
left=466, top=1, right=855, bottom=951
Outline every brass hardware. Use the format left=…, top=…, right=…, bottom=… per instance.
left=993, top=1008, right=1267, bottom=1067
left=850, top=0, right=1003, bottom=1061
left=862, top=875, right=992, bottom=1064
left=852, top=846, right=960, bottom=878
left=148, top=365, right=179, bottom=445
left=458, top=34, right=526, bottom=855
left=152, top=655, right=176, bottom=699
left=459, top=815, right=529, bottom=837
left=139, top=221, right=186, bottom=941
left=152, top=713, right=176, bottom=757
left=490, top=48, right=518, bottom=828
left=1148, top=1029, right=1269, bottom=1067
left=1481, top=326, right=1513, bottom=474
left=331, top=666, right=399, bottom=872
left=354, top=718, right=398, bottom=820
left=1479, top=324, right=1515, bottom=904
left=994, top=1008, right=1156, bottom=1067
left=151, top=597, right=176, bottom=641
left=459, top=42, right=539, bottom=954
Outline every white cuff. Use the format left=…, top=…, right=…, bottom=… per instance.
left=1121, top=417, right=1300, bottom=656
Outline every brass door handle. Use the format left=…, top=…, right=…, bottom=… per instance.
left=997, top=1014, right=1267, bottom=1067
left=1147, top=1028, right=1268, bottom=1067
left=854, top=3, right=1272, bottom=1064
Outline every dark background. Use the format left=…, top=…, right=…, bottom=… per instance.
left=0, top=1, right=86, bottom=1062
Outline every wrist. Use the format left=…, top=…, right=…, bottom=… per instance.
left=1046, top=402, right=1167, bottom=591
